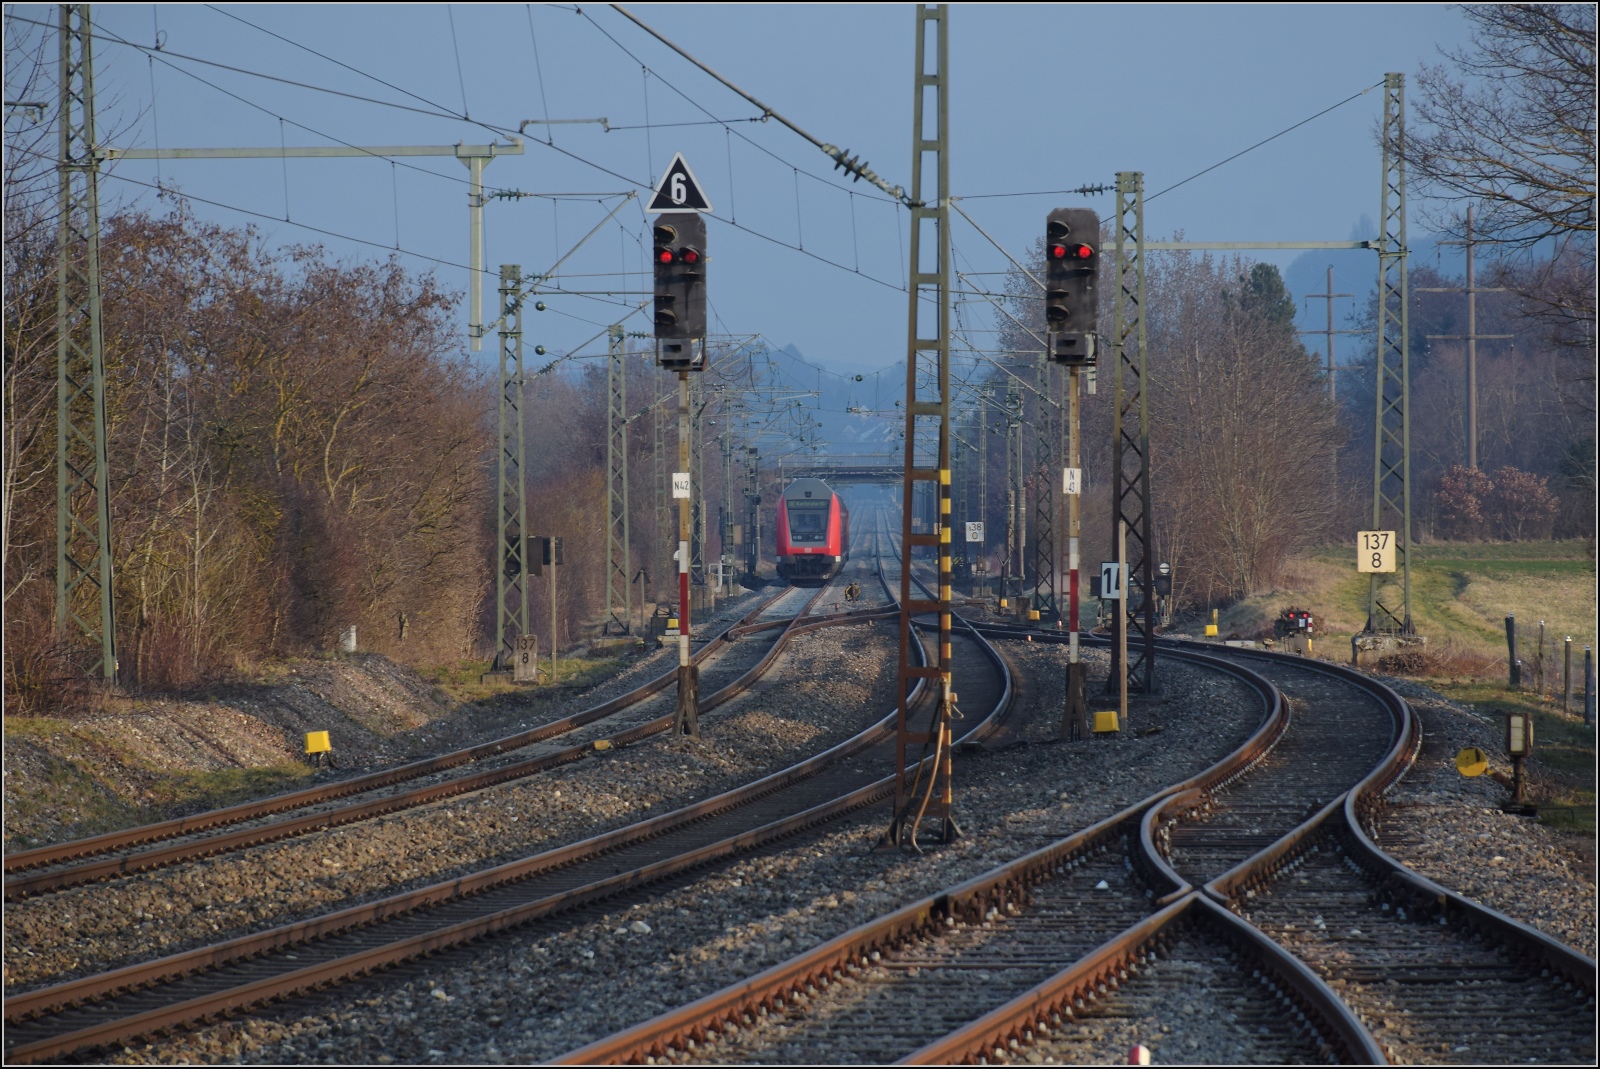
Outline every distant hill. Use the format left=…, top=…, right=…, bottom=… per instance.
left=755, top=343, right=904, bottom=457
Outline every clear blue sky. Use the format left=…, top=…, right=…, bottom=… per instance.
left=12, top=4, right=1478, bottom=373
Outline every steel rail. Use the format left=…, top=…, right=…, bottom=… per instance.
left=901, top=892, right=1384, bottom=1065
left=4, top=589, right=820, bottom=900
left=1189, top=643, right=1597, bottom=990
left=7, top=555, right=901, bottom=899
left=4, top=520, right=1015, bottom=1064
left=3, top=588, right=802, bottom=880
left=551, top=641, right=1293, bottom=1065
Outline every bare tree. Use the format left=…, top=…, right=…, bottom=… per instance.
left=1405, top=4, right=1596, bottom=248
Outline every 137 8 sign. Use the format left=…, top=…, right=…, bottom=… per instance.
left=1356, top=531, right=1396, bottom=573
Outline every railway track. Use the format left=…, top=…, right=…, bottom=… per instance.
left=3, top=519, right=1019, bottom=1064
left=552, top=641, right=1372, bottom=1064
left=1145, top=652, right=1401, bottom=898
left=556, top=633, right=1595, bottom=1065
left=1191, top=652, right=1597, bottom=1066
left=3, top=549, right=885, bottom=901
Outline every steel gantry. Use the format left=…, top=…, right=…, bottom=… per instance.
left=55, top=4, right=116, bottom=683
left=494, top=265, right=530, bottom=670
left=1108, top=171, right=1157, bottom=700
left=1365, top=72, right=1414, bottom=636
left=888, top=2, right=956, bottom=849
left=604, top=325, right=632, bottom=635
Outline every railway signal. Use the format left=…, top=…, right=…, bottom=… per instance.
left=1045, top=207, right=1100, bottom=365
left=653, top=213, right=707, bottom=370
left=646, top=156, right=714, bottom=735
left=1505, top=711, right=1533, bottom=806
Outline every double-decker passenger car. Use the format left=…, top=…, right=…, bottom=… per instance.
left=775, top=478, right=849, bottom=583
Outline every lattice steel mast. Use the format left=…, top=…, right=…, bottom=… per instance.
left=1366, top=72, right=1414, bottom=635
left=604, top=325, right=632, bottom=634
left=1030, top=355, right=1057, bottom=622
left=55, top=3, right=116, bottom=683
left=493, top=265, right=529, bottom=668
left=888, top=4, right=956, bottom=848
left=1108, top=171, right=1156, bottom=698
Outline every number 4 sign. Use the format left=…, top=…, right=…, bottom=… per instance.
left=1357, top=530, right=1396, bottom=573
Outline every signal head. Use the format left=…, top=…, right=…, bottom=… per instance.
left=1044, top=206, right=1101, bottom=366
left=653, top=213, right=706, bottom=351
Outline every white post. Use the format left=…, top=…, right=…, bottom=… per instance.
left=461, top=151, right=490, bottom=351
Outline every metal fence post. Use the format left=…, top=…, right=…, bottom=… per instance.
left=1563, top=636, right=1573, bottom=714
left=1505, top=613, right=1520, bottom=688
left=1585, top=646, right=1594, bottom=726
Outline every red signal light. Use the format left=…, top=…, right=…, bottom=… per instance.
left=1050, top=244, right=1069, bottom=259
left=681, top=247, right=701, bottom=265
left=1071, top=243, right=1093, bottom=259
left=657, top=248, right=675, bottom=264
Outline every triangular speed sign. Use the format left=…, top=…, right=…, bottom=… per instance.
left=647, top=152, right=713, bottom=213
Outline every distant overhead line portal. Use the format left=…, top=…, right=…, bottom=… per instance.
left=785, top=463, right=902, bottom=483
left=100, top=140, right=527, bottom=351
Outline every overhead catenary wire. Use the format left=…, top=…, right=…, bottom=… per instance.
left=598, top=4, right=906, bottom=204
left=32, top=154, right=646, bottom=311
left=39, top=6, right=914, bottom=335
left=523, top=4, right=555, bottom=143
left=446, top=5, right=471, bottom=118
left=1147, top=80, right=1384, bottom=202
left=81, top=16, right=901, bottom=296
left=73, top=14, right=529, bottom=200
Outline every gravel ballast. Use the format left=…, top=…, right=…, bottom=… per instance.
left=4, top=620, right=898, bottom=992
left=1372, top=679, right=1596, bottom=958
left=92, top=645, right=1269, bottom=1065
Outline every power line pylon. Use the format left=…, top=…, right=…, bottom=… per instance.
left=1300, top=265, right=1361, bottom=405
left=55, top=3, right=116, bottom=684
left=493, top=265, right=529, bottom=669
left=1364, top=73, right=1415, bottom=638
left=887, top=3, right=956, bottom=850
left=1107, top=171, right=1156, bottom=702
left=1418, top=205, right=1512, bottom=471
left=604, top=325, right=632, bottom=634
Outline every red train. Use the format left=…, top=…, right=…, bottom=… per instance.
left=775, top=478, right=850, bottom=583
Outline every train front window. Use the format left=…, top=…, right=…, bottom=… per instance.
left=786, top=500, right=828, bottom=543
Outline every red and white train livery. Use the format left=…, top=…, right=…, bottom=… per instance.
left=775, top=478, right=850, bottom=583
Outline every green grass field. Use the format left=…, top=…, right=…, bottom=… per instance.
left=1211, top=540, right=1596, bottom=674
